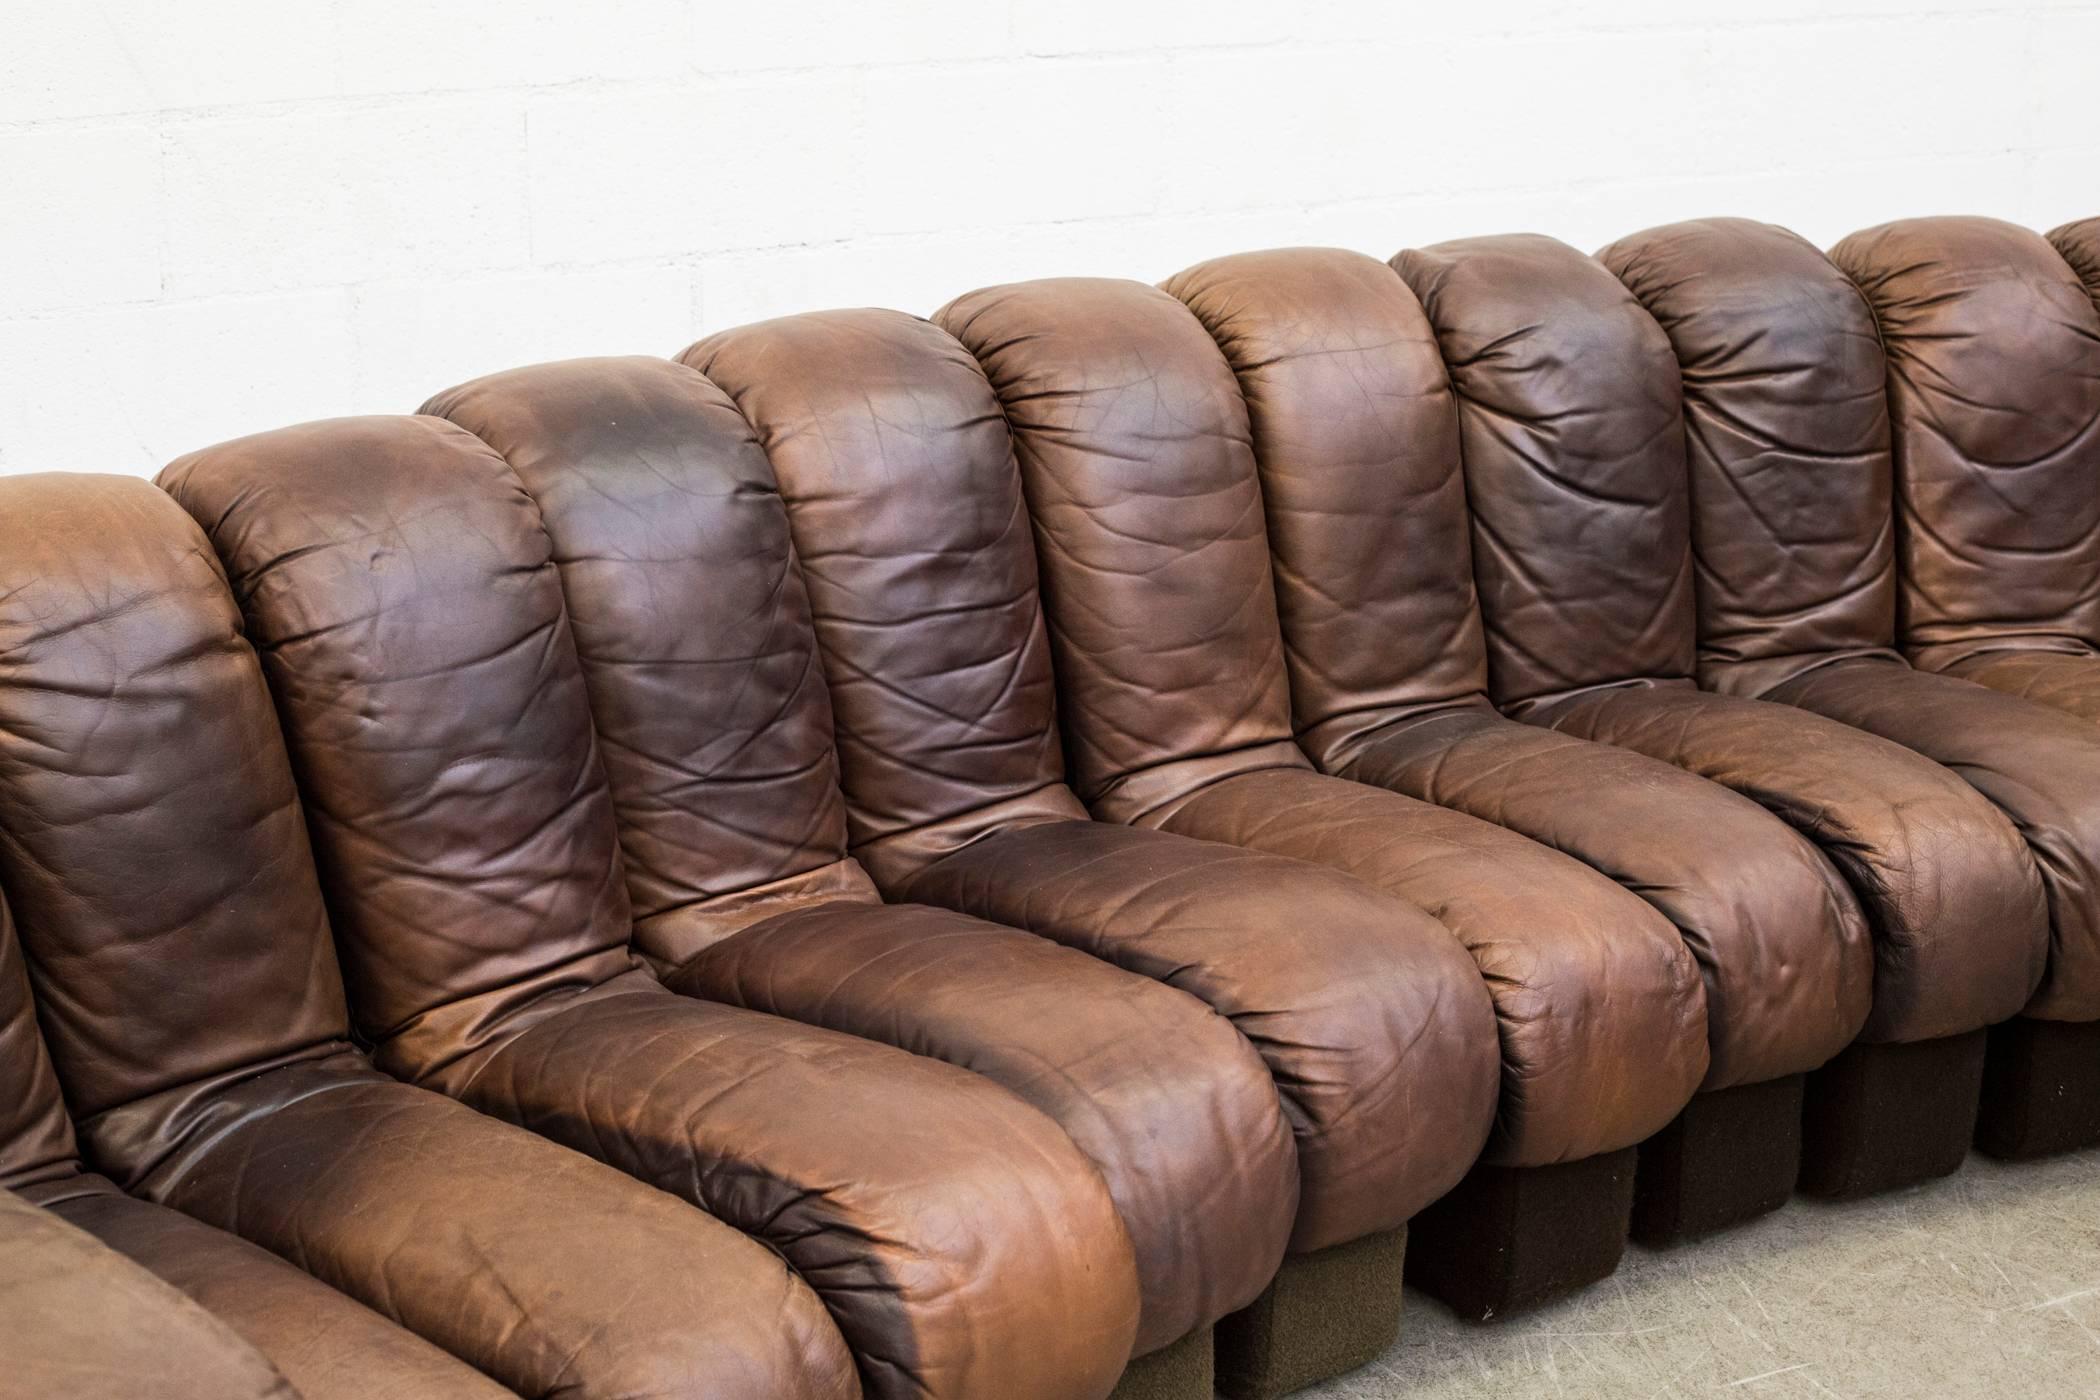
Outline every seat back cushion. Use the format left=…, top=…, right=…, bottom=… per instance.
left=160, top=419, right=635, bottom=1078
left=685, top=314, right=1088, bottom=890
left=1601, top=218, right=1902, bottom=698
left=1165, top=248, right=1492, bottom=769
left=1394, top=235, right=1697, bottom=716
left=1830, top=217, right=2100, bottom=669
left=0, top=474, right=350, bottom=1154
left=424, top=358, right=876, bottom=965
left=936, top=278, right=1312, bottom=825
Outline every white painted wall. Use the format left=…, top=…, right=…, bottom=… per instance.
left=3, top=1, right=2094, bottom=476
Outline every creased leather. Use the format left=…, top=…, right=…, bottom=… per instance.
left=124, top=1052, right=863, bottom=1400
left=1404, top=228, right=2047, bottom=1048
left=1151, top=766, right=1708, bottom=1163
left=1941, top=649, right=2100, bottom=724
left=1836, top=216, right=2100, bottom=727
left=935, top=278, right=1315, bottom=825
left=1336, top=704, right=1868, bottom=1078
left=667, top=898, right=1294, bottom=1350
left=164, top=415, right=1137, bottom=1400
left=0, top=1188, right=297, bottom=1400
left=1593, top=218, right=2067, bottom=1030
left=2053, top=217, right=2100, bottom=304
left=1599, top=217, right=1903, bottom=700
left=0, top=476, right=347, bottom=1121
left=427, top=353, right=1274, bottom=1358
left=162, top=420, right=639, bottom=1075
left=1830, top=217, right=2100, bottom=675
left=1770, top=659, right=2094, bottom=1020
left=1394, top=235, right=1697, bottom=716
left=1, top=471, right=863, bottom=1400
left=684, top=314, right=1088, bottom=888
left=1169, top=245, right=1869, bottom=1087
left=1160, top=249, right=1488, bottom=764
left=422, top=358, right=879, bottom=959
left=896, top=818, right=1497, bottom=1248
left=432, top=982, right=1139, bottom=1373
left=938, top=277, right=1708, bottom=1167
left=5, top=897, right=511, bottom=1397
left=1541, top=681, right=2040, bottom=1039
left=688, top=310, right=1498, bottom=1253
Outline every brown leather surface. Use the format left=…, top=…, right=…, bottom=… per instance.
left=683, top=314, right=1088, bottom=887
left=162, top=420, right=638, bottom=1073
left=1336, top=706, right=1868, bottom=1079
left=5, top=866, right=509, bottom=1397
left=39, top=1180, right=515, bottom=1400
left=1830, top=217, right=2100, bottom=675
left=1941, top=649, right=2100, bottom=724
left=895, top=818, right=1497, bottom=1248
left=667, top=898, right=1294, bottom=1351
left=1599, top=218, right=2059, bottom=1038
left=1151, top=765, right=1708, bottom=1164
left=426, top=353, right=1285, bottom=1356
left=2053, top=216, right=2100, bottom=301
left=1158, top=249, right=1488, bottom=766
left=1404, top=228, right=2048, bottom=1048
left=688, top=310, right=1500, bottom=1247
left=0, top=474, right=348, bottom=1123
left=1771, top=659, right=2095, bottom=1021
left=1168, top=246, right=1869, bottom=1087
left=1591, top=217, right=2072, bottom=1030
left=1598, top=218, right=1903, bottom=700
left=935, top=277, right=1315, bottom=826
left=125, top=1052, right=865, bottom=1400
left=938, top=277, right=1708, bottom=1167
left=163, top=417, right=1139, bottom=1400
left=1542, top=681, right=2041, bottom=1040
left=0, top=886, right=75, bottom=1194
left=425, top=986, right=1138, bottom=1376
left=18, top=213, right=2099, bottom=1384
left=422, top=357, right=878, bottom=959
left=3, top=469, right=866, bottom=1400
left=1394, top=234, right=1697, bottom=716
left=1840, top=216, right=2100, bottom=725
left=0, top=1187, right=296, bottom=1400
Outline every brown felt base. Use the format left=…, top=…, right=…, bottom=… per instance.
left=1109, top=1322, right=1214, bottom=1400
left=1632, top=1074, right=1805, bottom=1246
left=1214, top=1228, right=1407, bottom=1400
left=1403, top=1147, right=1637, bottom=1322
left=1974, top=1016, right=2100, bottom=1160
left=1798, top=1030, right=1986, bottom=1199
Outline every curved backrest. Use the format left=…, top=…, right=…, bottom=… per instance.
left=1164, top=248, right=1490, bottom=770
left=160, top=420, right=636, bottom=1079
left=0, top=474, right=350, bottom=1174
left=2053, top=218, right=2100, bottom=311
left=1830, top=217, right=2100, bottom=669
left=935, top=278, right=1311, bottom=825
left=423, top=358, right=876, bottom=965
left=1394, top=235, right=1696, bottom=717
left=1601, top=218, right=1902, bottom=698
left=684, top=312, right=1088, bottom=891
left=0, top=889, right=76, bottom=1193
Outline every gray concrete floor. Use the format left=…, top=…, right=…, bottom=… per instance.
left=1307, top=1147, right=2100, bottom=1399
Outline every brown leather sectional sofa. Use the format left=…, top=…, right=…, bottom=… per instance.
left=4, top=212, right=2096, bottom=1400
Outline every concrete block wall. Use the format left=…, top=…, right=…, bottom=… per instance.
left=3, top=0, right=2094, bottom=474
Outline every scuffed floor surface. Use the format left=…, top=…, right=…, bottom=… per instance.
left=1310, top=1147, right=2100, bottom=1399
